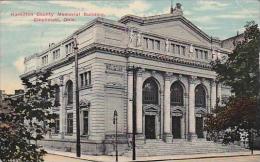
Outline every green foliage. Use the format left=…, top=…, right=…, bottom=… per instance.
left=0, top=70, right=57, bottom=162
left=211, top=21, right=259, bottom=97
left=205, top=97, right=257, bottom=143
left=206, top=21, right=260, bottom=145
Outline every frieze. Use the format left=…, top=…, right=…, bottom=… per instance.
left=105, top=63, right=124, bottom=74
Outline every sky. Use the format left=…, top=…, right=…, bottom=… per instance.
left=0, top=0, right=259, bottom=94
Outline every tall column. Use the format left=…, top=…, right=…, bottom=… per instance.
left=210, top=80, right=217, bottom=112
left=164, top=72, right=172, bottom=142
left=59, top=76, right=65, bottom=139
left=188, top=76, right=197, bottom=141
left=127, top=71, right=133, bottom=134
left=136, top=69, right=143, bottom=135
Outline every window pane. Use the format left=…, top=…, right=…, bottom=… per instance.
left=142, top=78, right=158, bottom=104
left=171, top=82, right=184, bottom=106
left=195, top=85, right=206, bottom=107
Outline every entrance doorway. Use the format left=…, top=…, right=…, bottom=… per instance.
left=196, top=117, right=204, bottom=138
left=172, top=116, right=181, bottom=138
left=145, top=115, right=156, bottom=139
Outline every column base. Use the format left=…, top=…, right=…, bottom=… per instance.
left=187, top=133, right=197, bottom=142
left=163, top=133, right=173, bottom=143
left=60, top=132, right=65, bottom=139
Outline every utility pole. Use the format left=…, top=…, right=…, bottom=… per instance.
left=74, top=36, right=81, bottom=157
left=127, top=65, right=141, bottom=160
left=113, top=110, right=118, bottom=162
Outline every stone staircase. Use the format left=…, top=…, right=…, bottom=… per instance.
left=123, top=139, right=248, bottom=157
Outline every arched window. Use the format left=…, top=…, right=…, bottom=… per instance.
left=66, top=80, right=73, bottom=105
left=170, top=82, right=184, bottom=106
left=195, top=85, right=206, bottom=107
left=54, top=84, right=60, bottom=106
left=143, top=78, right=158, bottom=104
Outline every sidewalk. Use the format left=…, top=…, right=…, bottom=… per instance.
left=45, top=149, right=260, bottom=162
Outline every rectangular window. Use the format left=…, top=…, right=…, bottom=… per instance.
left=65, top=42, right=74, bottom=54
left=80, top=74, right=84, bottom=87
left=83, top=111, right=88, bottom=135
left=171, top=44, right=174, bottom=53
left=144, top=38, right=148, bottom=49
left=53, top=49, right=60, bottom=60
left=54, top=116, right=60, bottom=134
left=176, top=45, right=180, bottom=55
left=195, top=49, right=199, bottom=58
left=80, top=71, right=91, bottom=87
left=200, top=50, right=203, bottom=59
left=204, top=51, right=208, bottom=60
left=155, top=40, right=160, bottom=50
left=67, top=113, right=73, bottom=134
left=182, top=46, right=186, bottom=56
left=42, top=55, right=48, bottom=65
left=84, top=72, right=88, bottom=86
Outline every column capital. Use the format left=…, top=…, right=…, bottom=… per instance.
left=137, top=68, right=144, bottom=77
left=127, top=70, right=133, bottom=76
left=188, top=75, right=197, bottom=84
left=210, top=79, right=217, bottom=87
left=164, top=72, right=172, bottom=81
left=59, top=76, right=64, bottom=86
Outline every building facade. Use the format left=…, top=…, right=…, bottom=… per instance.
left=21, top=4, right=233, bottom=155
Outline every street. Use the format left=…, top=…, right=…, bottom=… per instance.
left=44, top=154, right=260, bottom=162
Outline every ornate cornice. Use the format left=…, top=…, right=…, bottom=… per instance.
left=21, top=43, right=213, bottom=79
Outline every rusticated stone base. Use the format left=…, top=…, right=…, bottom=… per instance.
left=38, top=134, right=129, bottom=155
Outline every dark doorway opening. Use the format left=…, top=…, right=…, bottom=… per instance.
left=172, top=116, right=181, bottom=139
left=145, top=115, right=156, bottom=139
left=196, top=117, right=204, bottom=138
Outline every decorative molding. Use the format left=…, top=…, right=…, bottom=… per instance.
left=210, top=79, right=216, bottom=87
left=189, top=75, right=197, bottom=84
left=200, top=78, right=206, bottom=84
left=177, top=74, right=183, bottom=81
left=59, top=76, right=64, bottom=86
left=105, top=82, right=124, bottom=89
left=105, top=63, right=124, bottom=75
left=79, top=99, right=90, bottom=109
left=164, top=72, right=172, bottom=81
left=137, top=68, right=144, bottom=77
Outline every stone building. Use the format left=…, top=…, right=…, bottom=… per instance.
left=21, top=4, right=236, bottom=155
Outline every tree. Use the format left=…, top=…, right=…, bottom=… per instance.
left=205, top=21, right=260, bottom=144
left=211, top=21, right=259, bottom=98
left=0, top=70, right=57, bottom=162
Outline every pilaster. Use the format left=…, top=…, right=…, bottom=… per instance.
left=127, top=71, right=133, bottom=134
left=136, top=68, right=143, bottom=134
left=187, top=75, right=197, bottom=141
left=163, top=72, right=172, bottom=143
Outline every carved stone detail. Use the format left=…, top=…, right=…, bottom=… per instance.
left=105, top=63, right=123, bottom=72
left=189, top=75, right=197, bottom=84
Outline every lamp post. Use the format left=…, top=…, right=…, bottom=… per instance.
left=127, top=65, right=141, bottom=160
left=74, top=36, right=81, bottom=157
left=113, top=110, right=118, bottom=162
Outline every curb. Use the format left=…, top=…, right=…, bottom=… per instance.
left=46, top=151, right=260, bottom=162
left=132, top=153, right=260, bottom=162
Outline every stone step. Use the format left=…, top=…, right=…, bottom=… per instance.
left=123, top=140, right=248, bottom=157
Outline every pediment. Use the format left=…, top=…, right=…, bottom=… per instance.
left=141, top=17, right=211, bottom=45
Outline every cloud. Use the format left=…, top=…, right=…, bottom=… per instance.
left=216, top=9, right=259, bottom=19
left=190, top=15, right=215, bottom=24
left=13, top=56, right=25, bottom=73
left=49, top=0, right=151, bottom=18
left=194, top=0, right=229, bottom=11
